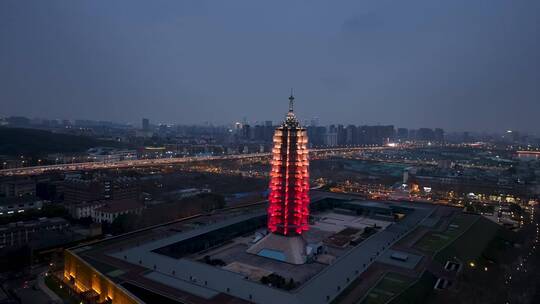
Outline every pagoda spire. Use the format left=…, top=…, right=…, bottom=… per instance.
left=288, top=88, right=295, bottom=112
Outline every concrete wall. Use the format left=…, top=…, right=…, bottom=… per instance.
left=64, top=250, right=141, bottom=304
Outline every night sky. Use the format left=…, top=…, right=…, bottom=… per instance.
left=1, top=0, right=539, bottom=132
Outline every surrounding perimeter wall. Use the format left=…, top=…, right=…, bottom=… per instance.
left=64, top=250, right=141, bottom=304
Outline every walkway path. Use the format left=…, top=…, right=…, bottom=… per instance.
left=37, top=273, right=62, bottom=303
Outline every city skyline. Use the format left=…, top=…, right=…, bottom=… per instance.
left=2, top=112, right=529, bottom=138
left=1, top=1, right=540, bottom=133
left=1, top=2, right=540, bottom=304
left=1, top=112, right=535, bottom=137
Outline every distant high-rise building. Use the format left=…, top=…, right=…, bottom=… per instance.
left=307, top=126, right=326, bottom=147
left=263, top=124, right=274, bottom=142
left=234, top=122, right=242, bottom=132
left=142, top=118, right=150, bottom=131
left=434, top=128, right=445, bottom=143
left=337, top=124, right=346, bottom=146
left=242, top=124, right=251, bottom=140
left=6, top=116, right=30, bottom=127
left=364, top=125, right=394, bottom=145
left=345, top=125, right=357, bottom=145
left=409, top=129, right=417, bottom=140
left=253, top=125, right=264, bottom=141
left=325, top=125, right=338, bottom=146
left=417, top=128, right=435, bottom=141
left=462, top=131, right=471, bottom=143
left=397, top=128, right=409, bottom=140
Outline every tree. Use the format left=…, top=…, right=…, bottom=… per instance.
left=508, top=203, right=523, bottom=217
left=110, top=213, right=140, bottom=234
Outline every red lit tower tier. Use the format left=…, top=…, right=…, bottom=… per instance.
left=247, top=93, right=310, bottom=264
left=267, top=94, right=310, bottom=235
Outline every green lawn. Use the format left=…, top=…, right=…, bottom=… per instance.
left=414, top=214, right=477, bottom=253
left=360, top=273, right=415, bottom=304
left=388, top=216, right=503, bottom=304
left=435, top=217, right=500, bottom=264
left=389, top=272, right=437, bottom=304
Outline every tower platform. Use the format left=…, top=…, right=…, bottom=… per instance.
left=247, top=233, right=307, bottom=265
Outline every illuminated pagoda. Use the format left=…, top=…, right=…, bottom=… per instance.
left=267, top=93, right=310, bottom=235
left=248, top=92, right=310, bottom=264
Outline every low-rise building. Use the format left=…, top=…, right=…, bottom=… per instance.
left=0, top=177, right=36, bottom=198
left=0, top=197, right=44, bottom=216
left=86, top=147, right=138, bottom=162
left=62, top=196, right=434, bottom=304
left=162, top=188, right=211, bottom=201
left=68, top=201, right=105, bottom=219
left=92, top=200, right=144, bottom=224
left=0, top=217, right=69, bottom=249
left=62, top=176, right=140, bottom=205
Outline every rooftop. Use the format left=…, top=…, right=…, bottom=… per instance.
left=94, top=199, right=143, bottom=213
left=66, top=193, right=435, bottom=304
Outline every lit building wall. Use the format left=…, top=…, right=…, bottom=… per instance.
left=64, top=250, right=141, bottom=304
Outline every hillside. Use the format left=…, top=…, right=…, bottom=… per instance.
left=0, top=127, right=125, bottom=155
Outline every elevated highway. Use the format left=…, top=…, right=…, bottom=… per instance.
left=0, top=146, right=387, bottom=176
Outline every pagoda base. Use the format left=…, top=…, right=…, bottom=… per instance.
left=247, top=233, right=307, bottom=265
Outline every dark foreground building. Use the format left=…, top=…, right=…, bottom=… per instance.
left=61, top=191, right=435, bottom=304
